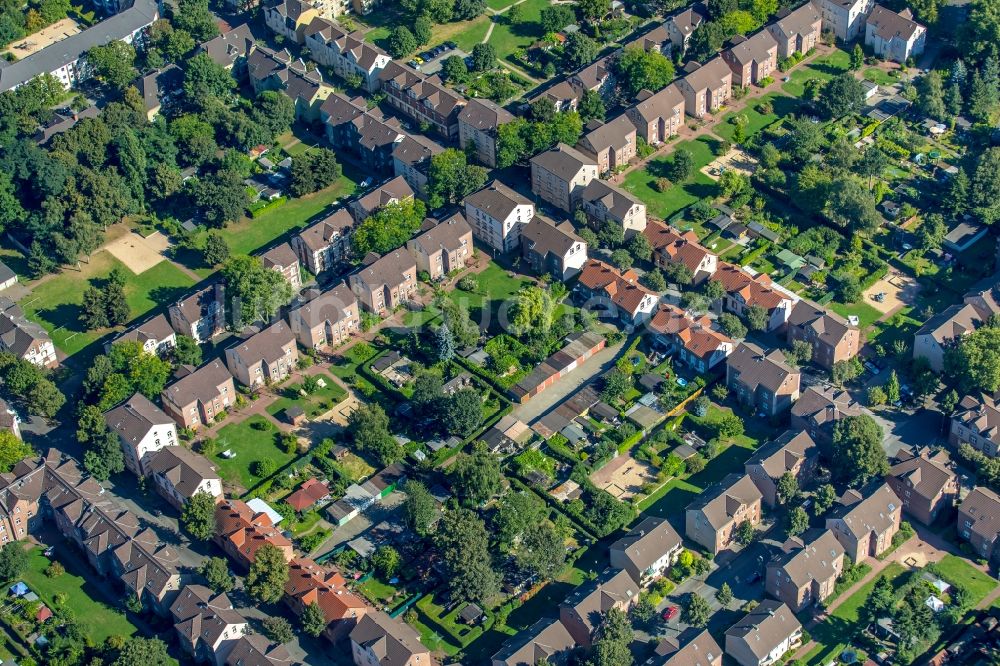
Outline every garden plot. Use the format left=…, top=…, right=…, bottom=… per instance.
left=589, top=453, right=658, bottom=500
left=863, top=271, right=921, bottom=317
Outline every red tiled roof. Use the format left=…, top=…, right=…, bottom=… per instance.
left=578, top=259, right=654, bottom=316
left=643, top=221, right=714, bottom=274
left=285, top=558, right=367, bottom=624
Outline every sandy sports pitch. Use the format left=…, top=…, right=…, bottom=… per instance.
left=2, top=18, right=81, bottom=58
left=702, top=148, right=759, bottom=181
left=105, top=231, right=170, bottom=274
left=863, top=271, right=920, bottom=316
left=590, top=453, right=658, bottom=500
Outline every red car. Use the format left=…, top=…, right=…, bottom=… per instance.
left=662, top=606, right=679, bottom=621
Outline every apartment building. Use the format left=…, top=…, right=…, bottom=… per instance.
left=580, top=179, right=647, bottom=236
left=392, top=132, right=445, bottom=197
left=350, top=610, right=432, bottom=666
left=263, top=0, right=319, bottom=43
left=260, top=242, right=302, bottom=291
left=676, top=56, right=733, bottom=117
left=865, top=4, right=926, bottom=62
left=520, top=216, right=589, bottom=281
left=825, top=484, right=902, bottom=562
left=458, top=98, right=515, bottom=168
left=464, top=180, right=535, bottom=253
left=170, top=585, right=248, bottom=665
left=147, top=446, right=223, bottom=510
left=685, top=473, right=763, bottom=554
left=0, top=297, right=57, bottom=368
left=303, top=17, right=391, bottom=92
left=161, top=360, right=236, bottom=429
left=609, top=516, right=683, bottom=586
left=111, top=313, right=176, bottom=356
left=745, top=430, right=819, bottom=508
left=725, top=601, right=803, bottom=666
left=950, top=393, right=1000, bottom=457
left=790, top=385, right=862, bottom=447
left=957, top=486, right=1000, bottom=566
left=105, top=393, right=177, bottom=477
left=725, top=342, right=801, bottom=417
left=406, top=213, right=474, bottom=280
left=647, top=303, right=734, bottom=372
left=643, top=220, right=718, bottom=284
left=723, top=30, right=779, bottom=87
left=768, top=2, right=823, bottom=57
left=887, top=449, right=958, bottom=526
left=214, top=499, right=294, bottom=571
left=225, top=322, right=299, bottom=388
left=818, top=0, right=875, bottom=41
left=348, top=250, right=418, bottom=315
left=666, top=6, right=706, bottom=54
left=168, top=284, right=226, bottom=343
left=714, top=262, right=797, bottom=331
left=530, top=143, right=599, bottom=212
left=625, top=83, right=685, bottom=145
left=559, top=569, right=638, bottom=646
left=784, top=301, right=861, bottom=370
left=349, top=176, right=415, bottom=223
left=765, top=530, right=845, bottom=612
left=576, top=259, right=658, bottom=326
left=491, top=617, right=576, bottom=666
left=293, top=208, right=355, bottom=275
left=577, top=114, right=638, bottom=174
left=378, top=61, right=466, bottom=139
left=285, top=558, right=367, bottom=642
left=289, top=283, right=360, bottom=349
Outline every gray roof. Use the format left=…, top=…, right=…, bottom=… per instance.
left=521, top=216, right=584, bottom=259
left=726, top=600, right=801, bottom=659
left=105, top=393, right=173, bottom=443
left=0, top=0, right=160, bottom=92
left=198, top=23, right=256, bottom=68
left=352, top=250, right=415, bottom=290
left=290, top=282, right=356, bottom=327
left=465, top=180, right=532, bottom=220
left=581, top=179, right=644, bottom=219
left=410, top=213, right=472, bottom=255
left=0, top=297, right=51, bottom=357
left=827, top=483, right=901, bottom=541
left=349, top=610, right=427, bottom=665
left=492, top=617, right=576, bottom=666
left=609, top=516, right=681, bottom=575
left=147, top=447, right=220, bottom=498
left=162, top=360, right=233, bottom=407
left=745, top=430, right=818, bottom=480
left=530, top=143, right=597, bottom=181
left=113, top=313, right=174, bottom=346
left=228, top=322, right=295, bottom=365
left=768, top=529, right=844, bottom=588
left=458, top=98, right=514, bottom=133
left=727, top=342, right=798, bottom=395
left=687, top=473, right=762, bottom=530
left=867, top=4, right=923, bottom=41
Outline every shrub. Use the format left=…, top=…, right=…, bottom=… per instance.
left=45, top=562, right=65, bottom=578
left=654, top=177, right=672, bottom=192
left=458, top=276, right=477, bottom=292
left=254, top=459, right=277, bottom=478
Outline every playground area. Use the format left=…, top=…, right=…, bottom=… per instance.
left=701, top=148, right=759, bottom=181
left=590, top=453, right=658, bottom=500
left=104, top=231, right=171, bottom=275
left=863, top=271, right=921, bottom=316
left=1, top=18, right=82, bottom=58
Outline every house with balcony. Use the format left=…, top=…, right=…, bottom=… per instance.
left=726, top=343, right=801, bottom=417
left=825, top=484, right=902, bottom=562
left=686, top=473, right=763, bottom=554
left=609, top=516, right=682, bottom=586
left=725, top=600, right=803, bottom=666
left=465, top=180, right=535, bottom=254
left=224, top=322, right=298, bottom=388
left=348, top=250, right=417, bottom=315
left=161, top=360, right=236, bottom=429
left=765, top=530, right=845, bottom=612
left=406, top=213, right=474, bottom=281
left=530, top=143, right=599, bottom=212
left=520, top=216, right=589, bottom=281
left=745, top=430, right=819, bottom=508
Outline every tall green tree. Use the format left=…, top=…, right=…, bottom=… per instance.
left=301, top=601, right=327, bottom=637
left=614, top=46, right=676, bottom=98
left=450, top=442, right=501, bottom=505
left=831, top=414, right=888, bottom=487
left=181, top=491, right=217, bottom=540
left=435, top=507, right=501, bottom=605
left=351, top=198, right=427, bottom=256
left=402, top=480, right=438, bottom=537
left=87, top=42, right=137, bottom=90
left=427, top=149, right=488, bottom=208
left=220, top=255, right=293, bottom=328
left=246, top=543, right=290, bottom=603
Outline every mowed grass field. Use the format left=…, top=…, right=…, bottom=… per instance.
left=489, top=0, right=550, bottom=64
left=212, top=415, right=298, bottom=493
left=622, top=136, right=720, bottom=220
left=17, top=251, right=195, bottom=357
left=781, top=48, right=851, bottom=97
left=713, top=93, right=801, bottom=141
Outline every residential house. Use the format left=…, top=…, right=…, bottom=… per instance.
left=653, top=629, right=723, bottom=666
left=726, top=342, right=801, bottom=417
left=765, top=530, right=845, bottom=612
left=458, top=98, right=515, bottom=168
left=0, top=458, right=43, bottom=544
left=0, top=297, right=57, bottom=368
left=714, top=262, right=797, bottom=331
left=626, top=24, right=672, bottom=54
left=303, top=18, right=391, bottom=92
left=285, top=558, right=367, bottom=642
left=520, top=216, right=589, bottom=281
left=136, top=64, right=182, bottom=120
left=887, top=449, right=958, bottom=525
left=865, top=4, right=926, bottom=62
left=643, top=220, right=718, bottom=284
left=147, top=446, right=223, bottom=510
left=105, top=393, right=177, bottom=477
left=576, top=259, right=658, bottom=326
left=530, top=143, right=599, bottom=212
left=349, top=610, right=432, bottom=666
left=790, top=385, right=862, bottom=447
left=559, top=568, right=638, bottom=646
left=406, top=213, right=474, bottom=280
left=246, top=47, right=333, bottom=122
left=348, top=250, right=418, bottom=315
left=378, top=61, right=466, bottom=139
left=957, top=486, right=1000, bottom=566
left=111, top=313, right=177, bottom=356
left=169, top=284, right=225, bottom=343
left=570, top=57, right=615, bottom=98
left=392, top=133, right=444, bottom=197
left=745, top=430, right=819, bottom=508
left=285, top=479, right=331, bottom=511
left=491, top=617, right=576, bottom=666
left=609, top=516, right=683, bottom=586
left=349, top=176, right=415, bottom=223
left=676, top=56, right=733, bottom=117
left=784, top=301, right=860, bottom=370
left=170, top=585, right=248, bottom=666
left=625, top=83, right=686, bottom=145
left=913, top=276, right=1000, bottom=371
left=214, top=500, right=294, bottom=570
left=580, top=179, right=647, bottom=236
left=825, top=484, right=902, bottom=562
left=725, top=600, right=803, bottom=666
left=464, top=180, right=535, bottom=254
left=647, top=304, right=734, bottom=372
left=260, top=242, right=302, bottom=291
left=225, top=634, right=292, bottom=666
left=292, top=208, right=356, bottom=275
left=723, top=30, right=779, bottom=87
left=666, top=6, right=706, bottom=54
left=768, top=2, right=823, bottom=58
left=225, top=322, right=299, bottom=388
left=263, top=0, right=319, bottom=43
left=321, top=94, right=404, bottom=174
left=686, top=473, right=763, bottom=554
left=161, top=360, right=236, bottom=429
left=818, top=0, right=875, bottom=41
left=288, top=282, right=360, bottom=348
left=533, top=80, right=581, bottom=112
left=577, top=115, right=638, bottom=174
left=0, top=398, right=20, bottom=441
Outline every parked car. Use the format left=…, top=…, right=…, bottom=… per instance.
left=663, top=606, right=679, bottom=621
left=445, top=40, right=457, bottom=48
left=407, top=59, right=420, bottom=69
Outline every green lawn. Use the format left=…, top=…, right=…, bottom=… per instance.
left=329, top=343, right=381, bottom=394
left=18, top=252, right=195, bottom=357
left=212, top=415, right=297, bottom=492
left=266, top=373, right=348, bottom=420
left=448, top=261, right=532, bottom=332
left=19, top=546, right=138, bottom=644
left=713, top=93, right=800, bottom=142
left=864, top=67, right=900, bottom=85
left=828, top=300, right=884, bottom=331
left=931, top=555, right=998, bottom=605
left=782, top=49, right=851, bottom=97
left=805, top=563, right=907, bottom=665
left=489, top=0, right=549, bottom=64
left=486, top=0, right=514, bottom=8
left=622, top=137, right=720, bottom=220
left=363, top=6, right=491, bottom=52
